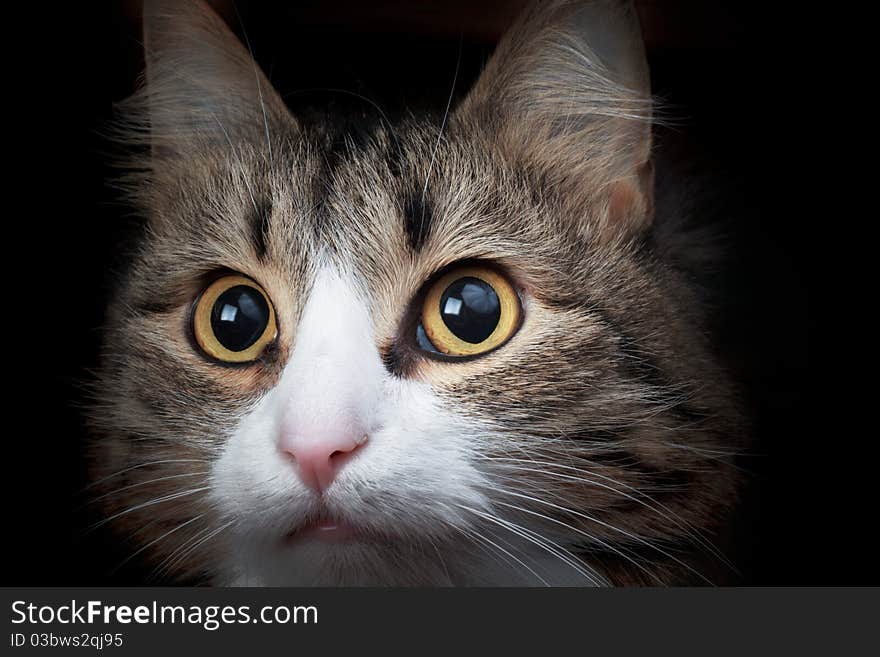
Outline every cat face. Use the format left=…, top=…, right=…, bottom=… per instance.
left=90, top=0, right=744, bottom=585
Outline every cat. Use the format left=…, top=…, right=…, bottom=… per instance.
left=88, top=0, right=747, bottom=586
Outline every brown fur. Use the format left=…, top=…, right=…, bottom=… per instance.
left=89, top=0, right=747, bottom=585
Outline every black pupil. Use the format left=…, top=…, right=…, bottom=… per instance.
left=210, top=285, right=270, bottom=352
left=439, top=277, right=501, bottom=344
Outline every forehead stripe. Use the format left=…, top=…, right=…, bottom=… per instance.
left=250, top=195, right=273, bottom=261
left=402, top=189, right=432, bottom=253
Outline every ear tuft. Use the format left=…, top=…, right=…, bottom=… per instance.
left=457, top=0, right=654, bottom=235
left=118, top=0, right=294, bottom=161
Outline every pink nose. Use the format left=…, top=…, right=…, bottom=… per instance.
left=283, top=433, right=367, bottom=494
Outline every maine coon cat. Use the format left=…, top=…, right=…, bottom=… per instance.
left=89, top=0, right=746, bottom=585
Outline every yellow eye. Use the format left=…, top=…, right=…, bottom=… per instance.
left=419, top=265, right=521, bottom=357
left=192, top=274, right=277, bottom=363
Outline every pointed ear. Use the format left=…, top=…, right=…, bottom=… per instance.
left=457, top=0, right=654, bottom=234
left=135, top=0, right=295, bottom=159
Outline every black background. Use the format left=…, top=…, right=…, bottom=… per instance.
left=6, top=1, right=832, bottom=585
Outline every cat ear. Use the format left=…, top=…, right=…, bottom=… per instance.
left=457, top=0, right=654, bottom=234
left=137, top=0, right=295, bottom=159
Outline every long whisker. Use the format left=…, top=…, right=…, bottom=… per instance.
left=455, top=503, right=604, bottom=586
left=492, top=498, right=662, bottom=585
left=82, top=459, right=210, bottom=491
left=281, top=87, right=403, bottom=160
left=231, top=3, right=273, bottom=163
left=492, top=487, right=713, bottom=584
left=151, top=523, right=216, bottom=580
left=478, top=455, right=734, bottom=571
left=445, top=521, right=550, bottom=586
left=474, top=478, right=663, bottom=584
left=439, top=521, right=512, bottom=578
left=152, top=519, right=235, bottom=581
left=110, top=513, right=207, bottom=575
left=424, top=536, right=454, bottom=586
left=86, top=486, right=211, bottom=534
left=85, top=472, right=209, bottom=507
left=501, top=450, right=734, bottom=569
left=210, top=111, right=262, bottom=219
left=420, top=37, right=462, bottom=235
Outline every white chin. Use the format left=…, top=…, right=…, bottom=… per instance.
left=217, top=536, right=601, bottom=587
left=220, top=540, right=447, bottom=586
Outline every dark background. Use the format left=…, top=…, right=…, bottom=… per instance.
left=7, top=1, right=828, bottom=585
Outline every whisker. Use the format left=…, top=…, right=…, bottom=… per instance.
left=419, top=37, right=462, bottom=236
left=424, top=536, right=454, bottom=586
left=86, top=486, right=211, bottom=534
left=439, top=521, right=511, bottom=577
left=152, top=519, right=235, bottom=581
left=210, top=111, right=262, bottom=220
left=281, top=87, right=403, bottom=160
left=231, top=3, right=273, bottom=163
left=84, top=472, right=209, bottom=507
left=493, top=487, right=713, bottom=584
left=110, top=513, right=207, bottom=575
left=456, top=503, right=604, bottom=586
left=445, top=521, right=550, bottom=586
left=473, top=478, right=663, bottom=584
left=82, top=459, right=209, bottom=491
left=477, top=454, right=734, bottom=571
left=492, top=498, right=662, bottom=585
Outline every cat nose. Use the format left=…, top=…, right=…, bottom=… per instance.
left=282, top=432, right=368, bottom=494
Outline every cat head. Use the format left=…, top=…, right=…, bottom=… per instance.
left=90, top=0, right=744, bottom=585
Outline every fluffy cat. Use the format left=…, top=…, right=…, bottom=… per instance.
left=89, top=0, right=746, bottom=585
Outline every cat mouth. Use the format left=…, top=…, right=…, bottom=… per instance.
left=283, top=514, right=360, bottom=545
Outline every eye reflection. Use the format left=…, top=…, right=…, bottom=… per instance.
left=192, top=275, right=277, bottom=364
left=443, top=297, right=462, bottom=316
left=210, top=286, right=271, bottom=352
left=418, top=265, right=521, bottom=358
left=416, top=323, right=439, bottom=353
left=439, top=277, right=501, bottom=344
left=220, top=305, right=238, bottom=323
